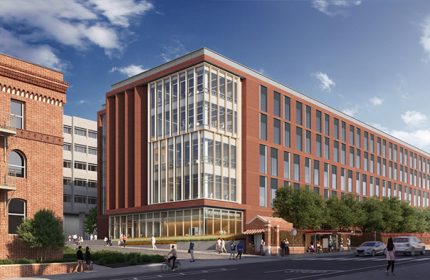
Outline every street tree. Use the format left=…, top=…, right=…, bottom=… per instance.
left=84, top=207, right=97, bottom=235
left=17, top=209, right=64, bottom=261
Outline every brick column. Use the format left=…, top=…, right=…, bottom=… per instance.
left=266, top=223, right=271, bottom=256
left=275, top=225, right=280, bottom=256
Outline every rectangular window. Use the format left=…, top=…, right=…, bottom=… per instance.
left=259, top=145, right=267, bottom=173
left=88, top=164, right=97, bottom=172
left=306, top=106, right=311, bottom=129
left=259, top=176, right=267, bottom=207
left=64, top=125, right=72, bottom=134
left=364, top=152, right=368, bottom=171
left=324, top=163, right=329, bottom=188
left=294, top=154, right=300, bottom=181
left=334, top=118, right=339, bottom=139
left=296, top=127, right=302, bottom=151
left=63, top=160, right=71, bottom=168
left=349, top=147, right=354, bottom=167
left=274, top=119, right=281, bottom=145
left=314, top=160, right=320, bottom=186
left=74, top=195, right=87, bottom=204
left=74, top=144, right=86, bottom=153
left=316, top=110, right=322, bottom=133
left=271, top=178, right=278, bottom=207
left=74, top=161, right=86, bottom=170
left=284, top=123, right=290, bottom=147
left=305, top=158, right=311, bottom=184
left=88, top=130, right=97, bottom=139
left=324, top=137, right=330, bottom=160
left=356, top=128, right=361, bottom=148
left=274, top=91, right=281, bottom=117
left=305, top=130, right=311, bottom=154
left=324, top=114, right=330, bottom=135
left=348, top=170, right=353, bottom=193
left=63, top=143, right=72, bottom=151
left=260, top=86, right=267, bottom=112
left=341, top=143, right=346, bottom=164
left=349, top=125, right=354, bottom=146
left=283, top=152, right=290, bottom=179
left=88, top=146, right=97, bottom=155
left=341, top=121, right=346, bottom=142
left=75, top=127, right=87, bottom=137
left=11, top=100, right=24, bottom=129
left=341, top=168, right=346, bottom=192
left=334, top=141, right=339, bottom=162
left=74, top=178, right=87, bottom=187
left=364, top=131, right=368, bottom=151
left=296, top=101, right=302, bottom=125
left=284, top=96, right=291, bottom=121
left=316, top=134, right=322, bottom=157
left=370, top=134, right=374, bottom=153
left=63, top=194, right=72, bottom=203
left=271, top=148, right=278, bottom=176
left=260, top=114, right=267, bottom=140
left=88, top=180, right=97, bottom=188
left=332, top=166, right=337, bottom=190
left=63, top=177, right=72, bottom=186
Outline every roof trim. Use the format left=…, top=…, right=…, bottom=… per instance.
left=111, top=47, right=430, bottom=157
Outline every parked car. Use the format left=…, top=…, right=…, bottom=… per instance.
left=392, top=236, right=426, bottom=256
left=355, top=241, right=386, bottom=257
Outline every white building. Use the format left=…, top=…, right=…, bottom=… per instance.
left=63, top=115, right=98, bottom=237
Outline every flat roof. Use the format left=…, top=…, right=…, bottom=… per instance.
left=111, top=48, right=430, bottom=158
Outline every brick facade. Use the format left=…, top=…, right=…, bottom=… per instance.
left=0, top=53, right=67, bottom=259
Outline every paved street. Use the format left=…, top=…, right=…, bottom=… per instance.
left=19, top=251, right=430, bottom=280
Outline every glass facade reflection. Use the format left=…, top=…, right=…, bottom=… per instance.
left=109, top=207, right=243, bottom=238
left=148, top=64, right=241, bottom=204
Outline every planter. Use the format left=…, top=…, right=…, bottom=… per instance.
left=0, top=262, right=76, bottom=279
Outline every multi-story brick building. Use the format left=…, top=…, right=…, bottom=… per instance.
left=0, top=53, right=67, bottom=259
left=63, top=115, right=97, bottom=238
left=97, top=48, right=430, bottom=240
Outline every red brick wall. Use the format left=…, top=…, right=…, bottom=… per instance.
left=0, top=262, right=75, bottom=279
left=0, top=54, right=66, bottom=259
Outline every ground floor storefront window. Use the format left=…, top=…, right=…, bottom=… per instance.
left=109, top=207, right=243, bottom=239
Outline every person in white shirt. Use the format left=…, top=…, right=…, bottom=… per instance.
left=151, top=236, right=157, bottom=250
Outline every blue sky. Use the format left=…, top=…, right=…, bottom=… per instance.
left=1, top=0, right=430, bottom=151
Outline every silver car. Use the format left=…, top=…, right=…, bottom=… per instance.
left=393, top=236, right=426, bottom=256
left=355, top=241, right=386, bottom=257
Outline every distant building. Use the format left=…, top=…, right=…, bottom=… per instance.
left=97, top=48, right=430, bottom=240
left=0, top=53, right=67, bottom=259
left=63, top=115, right=97, bottom=238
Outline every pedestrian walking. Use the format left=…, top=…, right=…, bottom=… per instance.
left=221, top=238, right=227, bottom=253
left=85, top=247, right=93, bottom=271
left=74, top=246, right=84, bottom=273
left=151, top=235, right=157, bottom=250
left=216, top=237, right=222, bottom=253
left=386, top=237, right=396, bottom=275
left=260, top=239, right=266, bottom=256
left=229, top=241, right=237, bottom=260
left=285, top=238, right=290, bottom=255
left=280, top=239, right=286, bottom=256
left=188, top=241, right=195, bottom=262
left=236, top=241, right=244, bottom=259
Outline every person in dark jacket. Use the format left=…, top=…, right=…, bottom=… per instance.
left=188, top=241, right=195, bottom=262
left=236, top=241, right=244, bottom=259
left=85, top=247, right=92, bottom=270
left=74, top=246, right=84, bottom=272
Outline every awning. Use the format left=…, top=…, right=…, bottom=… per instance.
left=242, top=229, right=266, bottom=235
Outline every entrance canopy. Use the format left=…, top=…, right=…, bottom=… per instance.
left=244, top=215, right=293, bottom=234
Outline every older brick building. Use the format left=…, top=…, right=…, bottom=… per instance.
left=0, top=54, right=67, bottom=259
left=97, top=48, right=430, bottom=242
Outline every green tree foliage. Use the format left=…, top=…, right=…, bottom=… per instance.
left=273, top=186, right=325, bottom=229
left=84, top=207, right=97, bottom=235
left=17, top=209, right=64, bottom=261
left=359, top=197, right=384, bottom=233
left=325, top=196, right=356, bottom=231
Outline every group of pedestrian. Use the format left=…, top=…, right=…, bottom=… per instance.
left=280, top=238, right=290, bottom=256
left=68, top=234, right=84, bottom=246
left=228, top=240, right=244, bottom=260
left=74, top=246, right=92, bottom=273
left=216, top=237, right=227, bottom=253
left=119, top=233, right=127, bottom=247
left=103, top=236, right=113, bottom=246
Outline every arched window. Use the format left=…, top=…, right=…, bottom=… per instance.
left=8, top=150, right=25, bottom=177
left=8, top=199, right=26, bottom=234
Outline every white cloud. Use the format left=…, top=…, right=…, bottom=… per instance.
left=342, top=107, right=358, bottom=117
left=313, top=0, right=361, bottom=16
left=0, top=0, right=153, bottom=68
left=369, top=122, right=390, bottom=133
left=313, top=72, right=335, bottom=92
left=161, top=40, right=187, bottom=62
left=420, top=17, right=430, bottom=59
left=401, top=111, right=428, bottom=127
left=0, top=28, right=62, bottom=69
left=391, top=129, right=430, bottom=150
left=369, top=96, right=384, bottom=106
left=111, top=64, right=146, bottom=77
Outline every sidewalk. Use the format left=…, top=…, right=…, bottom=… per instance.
left=9, top=248, right=354, bottom=280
